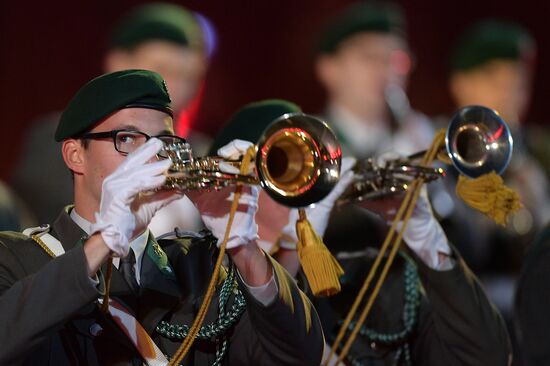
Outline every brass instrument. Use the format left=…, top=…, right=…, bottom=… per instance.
left=339, top=105, right=513, bottom=203
left=161, top=113, right=342, bottom=208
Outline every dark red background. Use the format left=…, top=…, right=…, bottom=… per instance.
left=1, top=0, right=548, bottom=179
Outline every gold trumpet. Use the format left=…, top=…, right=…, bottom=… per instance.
left=338, top=105, right=513, bottom=203
left=161, top=113, right=342, bottom=208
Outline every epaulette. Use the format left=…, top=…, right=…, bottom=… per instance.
left=22, top=224, right=65, bottom=258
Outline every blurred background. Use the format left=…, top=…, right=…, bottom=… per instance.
left=1, top=0, right=550, bottom=178
left=2, top=1, right=550, bottom=364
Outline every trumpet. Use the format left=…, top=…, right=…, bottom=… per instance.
left=338, top=105, right=513, bottom=203
left=161, top=113, right=342, bottom=208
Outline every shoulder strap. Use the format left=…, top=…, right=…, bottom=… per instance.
left=22, top=224, right=66, bottom=257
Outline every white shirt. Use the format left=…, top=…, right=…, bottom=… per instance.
left=70, top=208, right=148, bottom=284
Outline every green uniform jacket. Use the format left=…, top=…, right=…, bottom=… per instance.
left=316, top=248, right=512, bottom=365
left=0, top=209, right=323, bottom=365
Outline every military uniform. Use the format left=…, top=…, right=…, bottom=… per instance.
left=0, top=208, right=323, bottom=365
left=311, top=4, right=513, bottom=364
left=207, top=97, right=512, bottom=364
left=315, top=247, right=511, bottom=365
left=445, top=24, right=550, bottom=360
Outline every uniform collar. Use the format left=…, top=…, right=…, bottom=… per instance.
left=51, top=207, right=181, bottom=325
left=69, top=208, right=149, bottom=281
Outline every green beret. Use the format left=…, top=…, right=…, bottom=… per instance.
left=317, top=1, right=406, bottom=54
left=56, top=69, right=173, bottom=141
left=451, top=19, right=536, bottom=72
left=209, top=99, right=302, bottom=155
left=109, top=3, right=204, bottom=50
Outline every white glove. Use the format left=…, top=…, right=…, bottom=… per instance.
left=200, top=186, right=260, bottom=249
left=217, top=139, right=255, bottom=175
left=398, top=186, right=453, bottom=270
left=189, top=139, right=259, bottom=249
left=278, top=157, right=356, bottom=249
left=90, top=139, right=174, bottom=257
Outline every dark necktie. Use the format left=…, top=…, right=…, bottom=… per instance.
left=119, top=249, right=140, bottom=294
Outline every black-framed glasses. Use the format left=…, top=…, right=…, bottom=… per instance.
left=79, top=129, right=187, bottom=158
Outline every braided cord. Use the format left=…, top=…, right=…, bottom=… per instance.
left=340, top=255, right=420, bottom=366
left=157, top=261, right=247, bottom=365
left=168, top=146, right=255, bottom=365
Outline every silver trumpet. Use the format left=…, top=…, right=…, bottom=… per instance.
left=338, top=105, right=514, bottom=203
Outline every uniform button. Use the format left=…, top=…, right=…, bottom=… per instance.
left=370, top=342, right=377, bottom=350
left=89, top=323, right=103, bottom=337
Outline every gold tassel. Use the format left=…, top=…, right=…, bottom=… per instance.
left=456, top=171, right=523, bottom=226
left=296, top=208, right=344, bottom=297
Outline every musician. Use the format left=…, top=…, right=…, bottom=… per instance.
left=478, top=20, right=550, bottom=365
left=447, top=21, right=550, bottom=346
left=314, top=1, right=434, bottom=160
left=448, top=19, right=550, bottom=245
left=209, top=99, right=512, bottom=365
left=312, top=0, right=469, bottom=259
left=0, top=70, right=323, bottom=365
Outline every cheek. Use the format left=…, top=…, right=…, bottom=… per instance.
left=97, top=161, right=115, bottom=182
left=86, top=160, right=108, bottom=197
left=464, top=77, right=497, bottom=105
left=345, top=59, right=386, bottom=91
left=85, top=148, right=125, bottom=188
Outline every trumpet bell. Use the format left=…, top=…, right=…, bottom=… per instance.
left=161, top=113, right=342, bottom=208
left=446, top=105, right=513, bottom=178
left=256, top=113, right=342, bottom=207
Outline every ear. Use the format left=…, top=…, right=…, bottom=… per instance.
left=103, top=49, right=132, bottom=73
left=62, top=139, right=85, bottom=175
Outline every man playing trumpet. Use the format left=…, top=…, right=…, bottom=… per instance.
left=0, top=70, right=324, bottom=365
left=209, top=99, right=513, bottom=365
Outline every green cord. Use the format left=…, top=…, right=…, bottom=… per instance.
left=156, top=264, right=246, bottom=366
left=340, top=252, right=420, bottom=366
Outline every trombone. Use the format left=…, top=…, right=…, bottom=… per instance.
left=161, top=112, right=342, bottom=208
